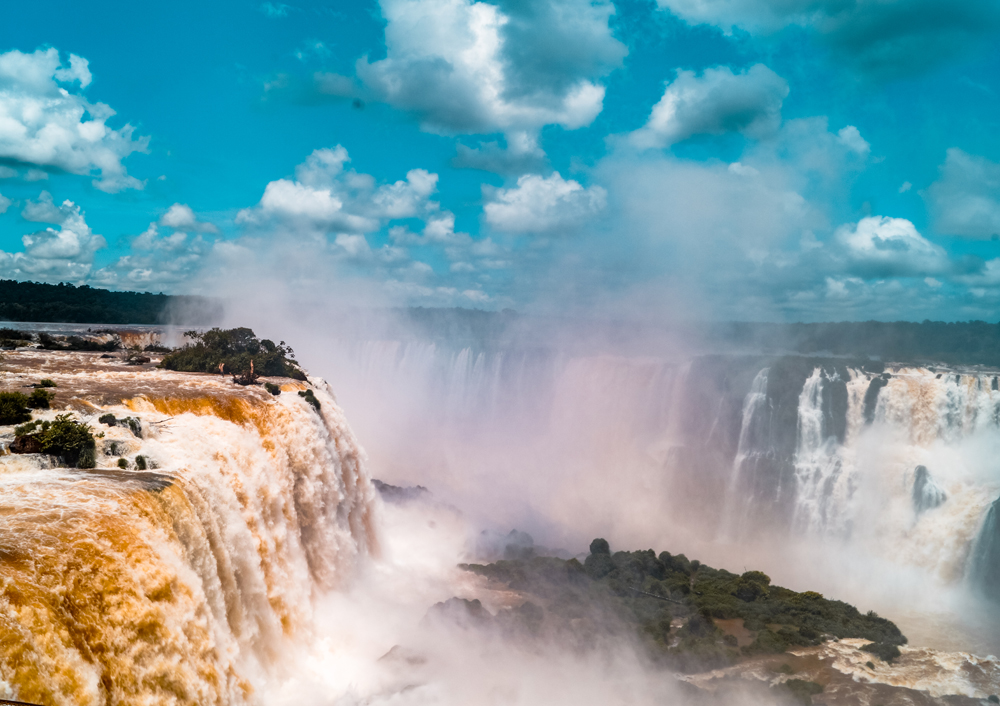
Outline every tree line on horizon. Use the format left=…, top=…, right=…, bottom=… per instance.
left=0, top=280, right=219, bottom=325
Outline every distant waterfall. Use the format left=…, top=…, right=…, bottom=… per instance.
left=970, top=497, right=1000, bottom=603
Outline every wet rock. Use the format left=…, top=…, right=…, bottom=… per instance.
left=913, top=466, right=947, bottom=514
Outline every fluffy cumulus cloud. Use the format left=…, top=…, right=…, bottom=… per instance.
left=654, top=0, right=1000, bottom=78
left=0, top=194, right=106, bottom=281
left=236, top=145, right=440, bottom=233
left=0, top=48, right=148, bottom=192
left=484, top=172, right=607, bottom=234
left=336, top=0, right=625, bottom=154
left=0, top=192, right=9, bottom=214
left=630, top=64, right=789, bottom=149
left=926, top=148, right=1000, bottom=240
left=159, top=203, right=219, bottom=233
left=836, top=215, right=949, bottom=277
left=92, top=204, right=219, bottom=290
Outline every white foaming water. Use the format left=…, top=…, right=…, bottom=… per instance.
left=0, top=365, right=377, bottom=705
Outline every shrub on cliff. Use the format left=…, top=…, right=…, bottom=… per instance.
left=161, top=327, right=306, bottom=380
left=14, top=414, right=96, bottom=468
left=0, top=392, right=31, bottom=425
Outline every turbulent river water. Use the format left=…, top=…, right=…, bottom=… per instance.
left=1, top=335, right=1000, bottom=704
left=0, top=351, right=377, bottom=705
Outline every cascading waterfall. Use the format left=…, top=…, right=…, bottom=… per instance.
left=719, top=363, right=1000, bottom=590
left=0, top=363, right=377, bottom=706
left=969, top=497, right=1000, bottom=602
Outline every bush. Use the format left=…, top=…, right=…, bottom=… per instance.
left=37, top=379, right=57, bottom=388
left=298, top=389, right=321, bottom=411
left=135, top=455, right=147, bottom=470
left=782, top=679, right=824, bottom=705
left=590, top=538, right=611, bottom=555
left=27, top=388, right=55, bottom=409
left=862, top=642, right=901, bottom=663
left=117, top=458, right=129, bottom=469
left=265, top=382, right=281, bottom=395
left=15, top=414, right=96, bottom=468
left=99, top=413, right=116, bottom=425
left=161, top=327, right=306, bottom=380
left=0, top=392, right=31, bottom=425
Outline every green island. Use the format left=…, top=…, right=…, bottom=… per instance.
left=460, top=538, right=906, bottom=678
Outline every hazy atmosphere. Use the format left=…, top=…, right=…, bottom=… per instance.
left=2, top=0, right=1000, bottom=319
left=1, top=2, right=1000, bottom=706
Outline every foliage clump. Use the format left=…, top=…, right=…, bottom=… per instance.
left=779, top=679, right=825, bottom=705
left=161, top=327, right=306, bottom=380
left=265, top=382, right=281, bottom=395
left=0, top=329, right=33, bottom=348
left=14, top=414, right=97, bottom=468
left=37, top=379, right=57, bottom=388
left=39, top=332, right=118, bottom=352
left=27, top=388, right=55, bottom=409
left=862, top=641, right=902, bottom=663
left=298, top=389, right=321, bottom=410
left=98, top=413, right=142, bottom=437
left=0, top=392, right=31, bottom=425
left=460, top=539, right=906, bottom=674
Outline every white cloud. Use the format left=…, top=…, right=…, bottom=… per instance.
left=0, top=48, right=148, bottom=192
left=654, top=0, right=1000, bottom=78
left=484, top=172, right=607, bottom=234
left=0, top=166, right=15, bottom=178
left=260, top=2, right=291, bottom=18
left=22, top=191, right=72, bottom=224
left=630, top=64, right=788, bottom=149
left=836, top=125, right=870, bottom=156
left=237, top=146, right=442, bottom=233
left=836, top=215, right=949, bottom=277
left=24, top=168, right=48, bottom=182
left=351, top=0, right=624, bottom=141
left=899, top=181, right=912, bottom=193
left=0, top=197, right=106, bottom=282
left=159, top=203, right=219, bottom=233
left=926, top=148, right=1000, bottom=239
left=0, top=193, right=9, bottom=214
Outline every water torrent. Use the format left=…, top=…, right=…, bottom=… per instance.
left=0, top=358, right=377, bottom=705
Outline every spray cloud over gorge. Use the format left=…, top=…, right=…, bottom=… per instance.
left=1, top=0, right=1000, bottom=702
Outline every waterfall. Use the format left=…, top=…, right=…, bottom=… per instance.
left=912, top=465, right=947, bottom=515
left=0, top=370, right=377, bottom=705
left=969, top=497, right=1000, bottom=603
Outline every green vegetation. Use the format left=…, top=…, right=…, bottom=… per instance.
left=461, top=540, right=905, bottom=673
left=117, top=457, right=129, bottom=469
left=27, top=388, right=55, bottom=409
left=298, top=389, right=320, bottom=410
left=38, top=332, right=119, bottom=352
left=780, top=679, right=825, bottom=705
left=14, top=414, right=97, bottom=468
left=0, top=279, right=218, bottom=325
left=0, top=392, right=31, bottom=425
left=37, top=379, right=57, bottom=388
left=161, top=327, right=306, bottom=380
left=98, top=414, right=142, bottom=438
left=265, top=382, right=281, bottom=395
left=0, top=328, right=34, bottom=348
left=135, top=455, right=147, bottom=471
left=862, top=641, right=902, bottom=663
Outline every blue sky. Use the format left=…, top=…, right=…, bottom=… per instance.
left=0, top=0, right=999, bottom=321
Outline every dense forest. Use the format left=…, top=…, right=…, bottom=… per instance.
left=0, top=280, right=219, bottom=325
